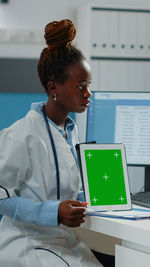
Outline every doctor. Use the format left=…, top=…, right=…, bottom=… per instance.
left=0, top=19, right=103, bottom=266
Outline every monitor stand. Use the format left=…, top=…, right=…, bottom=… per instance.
left=144, top=166, right=150, bottom=192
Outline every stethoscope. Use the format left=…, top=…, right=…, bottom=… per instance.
left=41, top=105, right=60, bottom=200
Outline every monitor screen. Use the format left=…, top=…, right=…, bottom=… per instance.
left=86, top=91, right=150, bottom=166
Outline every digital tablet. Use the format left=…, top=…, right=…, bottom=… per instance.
left=76, top=143, right=132, bottom=211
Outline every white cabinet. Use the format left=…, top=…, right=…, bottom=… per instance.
left=76, top=5, right=150, bottom=91
left=116, top=244, right=150, bottom=267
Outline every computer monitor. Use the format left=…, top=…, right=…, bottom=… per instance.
left=76, top=91, right=150, bottom=191
left=86, top=91, right=150, bottom=165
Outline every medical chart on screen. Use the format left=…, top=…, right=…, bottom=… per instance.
left=115, top=105, right=150, bottom=164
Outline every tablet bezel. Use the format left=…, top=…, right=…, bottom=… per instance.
left=79, top=143, right=132, bottom=211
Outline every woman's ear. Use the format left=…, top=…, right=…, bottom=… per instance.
left=47, top=81, right=56, bottom=94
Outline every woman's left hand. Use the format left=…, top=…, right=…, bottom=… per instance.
left=58, top=200, right=86, bottom=227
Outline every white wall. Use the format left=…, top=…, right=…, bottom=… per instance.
left=1, top=0, right=150, bottom=28
left=0, top=0, right=150, bottom=58
left=0, top=0, right=71, bottom=58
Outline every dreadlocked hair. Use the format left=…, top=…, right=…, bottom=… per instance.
left=37, top=19, right=85, bottom=93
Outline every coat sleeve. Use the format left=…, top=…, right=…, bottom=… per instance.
left=0, top=129, right=32, bottom=199
left=0, top=196, right=60, bottom=226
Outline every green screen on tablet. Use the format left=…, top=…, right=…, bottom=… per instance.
left=78, top=144, right=131, bottom=211
left=84, top=149, right=127, bottom=206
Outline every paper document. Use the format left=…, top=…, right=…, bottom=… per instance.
left=85, top=207, right=150, bottom=220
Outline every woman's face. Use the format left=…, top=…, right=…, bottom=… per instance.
left=55, top=60, right=92, bottom=113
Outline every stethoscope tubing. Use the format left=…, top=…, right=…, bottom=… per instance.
left=41, top=105, right=60, bottom=200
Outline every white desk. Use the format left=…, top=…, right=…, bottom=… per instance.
left=77, top=209, right=150, bottom=267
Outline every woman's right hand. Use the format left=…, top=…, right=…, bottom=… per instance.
left=58, top=200, right=86, bottom=227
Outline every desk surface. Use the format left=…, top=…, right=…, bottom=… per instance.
left=82, top=207, right=150, bottom=248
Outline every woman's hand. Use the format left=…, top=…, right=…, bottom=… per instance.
left=58, top=200, right=86, bottom=227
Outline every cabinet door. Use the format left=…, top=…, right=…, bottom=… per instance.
left=115, top=244, right=150, bottom=267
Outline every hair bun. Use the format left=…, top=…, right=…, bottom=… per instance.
left=44, top=19, right=76, bottom=49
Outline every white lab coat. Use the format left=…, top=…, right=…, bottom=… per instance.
left=0, top=110, right=102, bottom=267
